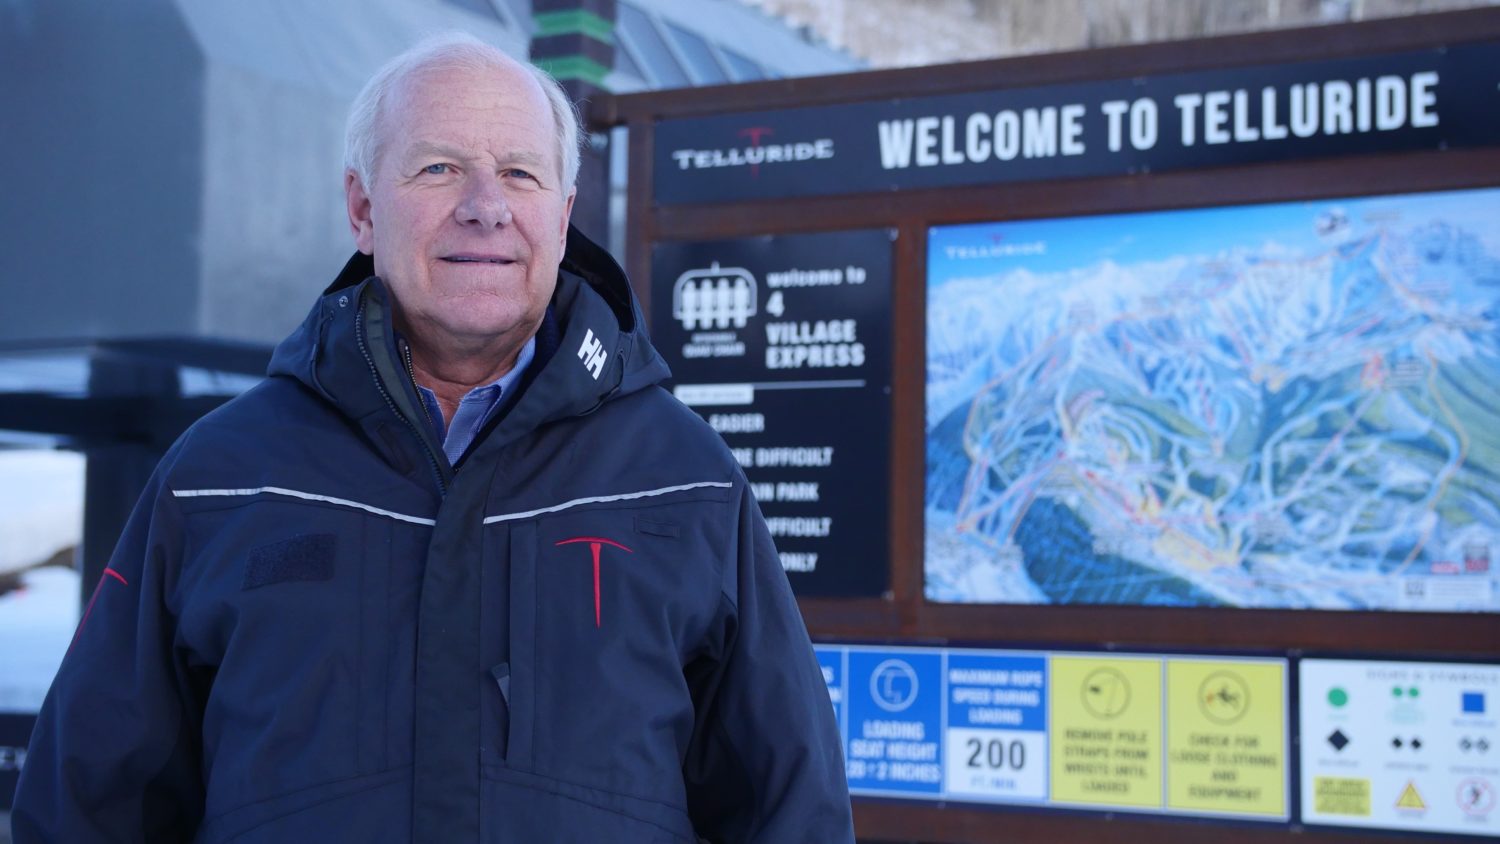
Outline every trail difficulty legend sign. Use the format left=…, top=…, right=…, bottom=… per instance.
left=651, top=230, right=893, bottom=597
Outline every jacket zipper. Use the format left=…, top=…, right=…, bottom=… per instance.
left=401, top=337, right=438, bottom=432
left=355, top=304, right=449, bottom=498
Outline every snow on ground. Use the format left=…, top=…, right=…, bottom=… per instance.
left=0, top=450, right=83, bottom=712
left=0, top=451, right=83, bottom=575
left=0, top=566, right=79, bottom=713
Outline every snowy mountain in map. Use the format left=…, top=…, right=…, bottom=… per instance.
left=925, top=189, right=1500, bottom=610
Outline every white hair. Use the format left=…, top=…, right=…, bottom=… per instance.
left=344, top=32, right=583, bottom=190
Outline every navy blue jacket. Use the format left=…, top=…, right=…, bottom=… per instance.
left=13, top=228, right=854, bottom=843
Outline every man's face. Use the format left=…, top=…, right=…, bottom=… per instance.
left=345, top=62, right=575, bottom=352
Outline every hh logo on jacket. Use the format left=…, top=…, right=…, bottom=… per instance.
left=577, top=329, right=608, bottom=380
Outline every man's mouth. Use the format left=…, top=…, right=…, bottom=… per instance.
left=441, top=255, right=513, bottom=265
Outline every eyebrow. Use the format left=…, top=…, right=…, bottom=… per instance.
left=404, top=141, right=548, bottom=169
left=403, top=141, right=468, bottom=166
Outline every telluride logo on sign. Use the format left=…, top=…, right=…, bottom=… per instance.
left=671, top=125, right=835, bottom=174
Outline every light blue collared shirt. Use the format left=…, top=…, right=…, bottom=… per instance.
left=416, top=337, right=535, bottom=466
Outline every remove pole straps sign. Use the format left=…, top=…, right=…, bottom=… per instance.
left=653, top=41, right=1500, bottom=205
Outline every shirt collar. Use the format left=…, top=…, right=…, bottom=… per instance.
left=411, top=336, right=536, bottom=463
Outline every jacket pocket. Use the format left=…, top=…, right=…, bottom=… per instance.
left=486, top=520, right=537, bottom=767
left=499, top=500, right=726, bottom=808
left=182, top=501, right=394, bottom=820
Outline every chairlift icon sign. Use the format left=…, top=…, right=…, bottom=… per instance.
left=672, top=262, right=758, bottom=330
left=844, top=647, right=944, bottom=796
left=871, top=659, right=920, bottom=713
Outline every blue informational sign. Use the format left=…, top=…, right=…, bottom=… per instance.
left=814, top=646, right=848, bottom=740
left=947, top=653, right=1047, bottom=730
left=845, top=648, right=944, bottom=796
left=944, top=652, right=1049, bottom=802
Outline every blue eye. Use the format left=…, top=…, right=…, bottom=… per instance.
left=423, top=163, right=449, bottom=175
left=506, top=168, right=536, bottom=181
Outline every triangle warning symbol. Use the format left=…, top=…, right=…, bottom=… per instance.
left=1395, top=781, right=1426, bottom=811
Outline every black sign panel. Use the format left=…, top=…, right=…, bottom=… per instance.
left=651, top=230, right=892, bottom=598
left=654, top=42, right=1500, bottom=205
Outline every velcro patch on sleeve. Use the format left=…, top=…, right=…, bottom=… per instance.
left=243, top=533, right=337, bottom=590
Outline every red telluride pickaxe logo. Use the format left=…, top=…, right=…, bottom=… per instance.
left=737, top=126, right=773, bottom=176
left=554, top=536, right=633, bottom=627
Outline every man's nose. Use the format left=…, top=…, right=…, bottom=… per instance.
left=455, top=177, right=512, bottom=228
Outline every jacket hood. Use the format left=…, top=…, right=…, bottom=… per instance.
left=268, top=225, right=671, bottom=445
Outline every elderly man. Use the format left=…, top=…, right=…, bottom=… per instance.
left=13, top=34, right=854, bottom=843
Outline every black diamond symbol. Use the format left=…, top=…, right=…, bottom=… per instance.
left=1481, top=739, right=1492, bottom=753
left=1327, top=729, right=1350, bottom=751
left=1392, top=737, right=1403, bottom=749
left=1412, top=738, right=1422, bottom=750
left=1462, top=737, right=1474, bottom=751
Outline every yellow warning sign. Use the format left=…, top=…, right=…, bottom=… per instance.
left=1164, top=659, right=1287, bottom=817
left=1395, top=780, right=1426, bottom=811
left=1313, top=777, right=1370, bottom=816
left=1049, top=656, right=1163, bottom=808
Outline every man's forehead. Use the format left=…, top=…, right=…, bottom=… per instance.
left=384, top=65, right=555, bottom=138
left=391, top=61, right=546, bottom=115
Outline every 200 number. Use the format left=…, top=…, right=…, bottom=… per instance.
left=966, top=738, right=1025, bottom=770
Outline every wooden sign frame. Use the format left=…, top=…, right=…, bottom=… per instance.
left=598, top=9, right=1500, bottom=842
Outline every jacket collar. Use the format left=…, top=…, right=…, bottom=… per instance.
left=266, top=226, right=671, bottom=477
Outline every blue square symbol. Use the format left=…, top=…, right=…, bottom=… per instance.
left=1462, top=691, right=1485, bottom=714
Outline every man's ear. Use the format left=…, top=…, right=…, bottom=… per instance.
left=345, top=169, right=375, bottom=255
left=559, top=186, right=576, bottom=250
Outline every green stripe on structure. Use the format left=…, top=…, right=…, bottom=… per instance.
left=533, top=9, right=615, bottom=43
left=534, top=55, right=611, bottom=87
